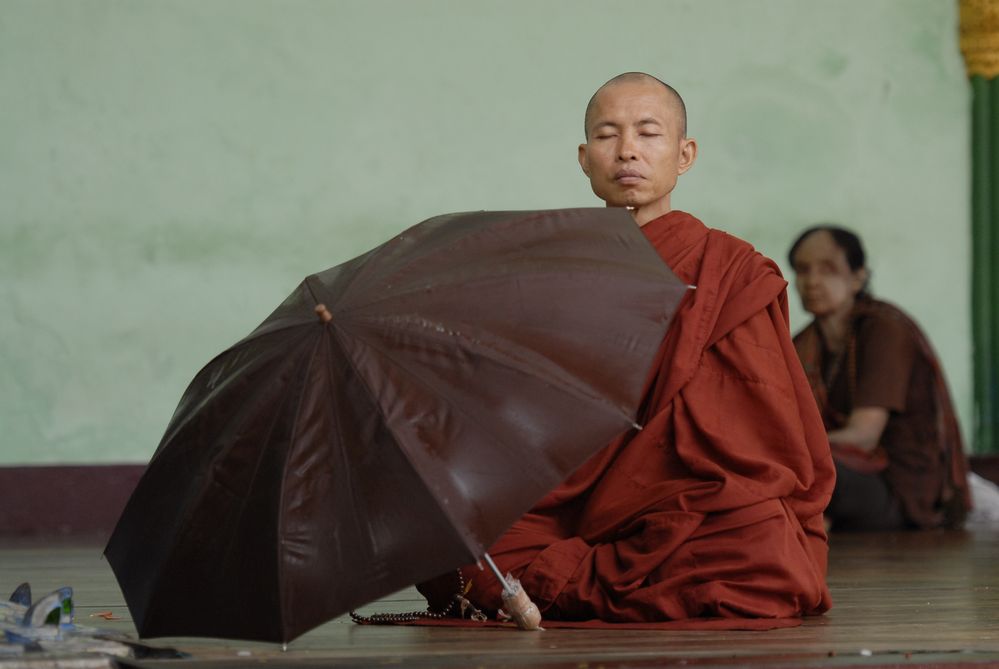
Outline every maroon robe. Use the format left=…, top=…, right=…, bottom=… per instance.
left=421, top=210, right=835, bottom=623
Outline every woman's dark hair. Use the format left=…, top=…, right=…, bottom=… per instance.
left=788, top=224, right=867, bottom=271
left=787, top=224, right=870, bottom=294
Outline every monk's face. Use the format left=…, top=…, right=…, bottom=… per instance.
left=792, top=231, right=868, bottom=319
left=578, top=80, right=696, bottom=226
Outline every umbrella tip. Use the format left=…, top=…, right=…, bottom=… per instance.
left=500, top=578, right=544, bottom=631
left=314, top=304, right=333, bottom=324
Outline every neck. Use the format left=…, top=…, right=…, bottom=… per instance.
left=815, top=300, right=856, bottom=353
left=624, top=196, right=672, bottom=227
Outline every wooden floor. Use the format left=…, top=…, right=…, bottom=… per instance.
left=3, top=531, right=999, bottom=668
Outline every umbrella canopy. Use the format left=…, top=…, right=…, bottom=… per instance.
left=105, top=208, right=688, bottom=643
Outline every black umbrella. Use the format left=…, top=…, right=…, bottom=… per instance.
left=105, top=208, right=687, bottom=642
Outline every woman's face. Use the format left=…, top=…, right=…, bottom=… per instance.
left=791, top=231, right=868, bottom=319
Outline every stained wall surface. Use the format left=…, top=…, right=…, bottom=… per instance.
left=0, top=0, right=971, bottom=464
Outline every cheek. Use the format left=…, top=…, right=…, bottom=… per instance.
left=829, top=278, right=851, bottom=294
left=656, top=148, right=680, bottom=169
left=822, top=278, right=857, bottom=305
left=803, top=275, right=849, bottom=299
left=588, top=151, right=614, bottom=175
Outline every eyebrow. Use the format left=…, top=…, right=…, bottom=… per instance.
left=592, top=121, right=620, bottom=132
left=592, top=118, right=664, bottom=132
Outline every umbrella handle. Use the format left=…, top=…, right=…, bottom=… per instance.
left=482, top=553, right=544, bottom=631
left=501, top=582, right=544, bottom=631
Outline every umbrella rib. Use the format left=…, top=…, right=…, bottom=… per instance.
left=366, top=327, right=621, bottom=424
left=338, top=254, right=648, bottom=316
left=351, top=319, right=637, bottom=425
left=318, top=337, right=377, bottom=574
left=310, top=325, right=481, bottom=611
left=328, top=213, right=525, bottom=309
left=156, top=332, right=305, bottom=457
left=303, top=276, right=323, bottom=309
left=309, top=246, right=384, bottom=314
left=225, top=341, right=317, bottom=641
left=333, top=209, right=638, bottom=314
left=238, top=318, right=313, bottom=347
left=134, top=336, right=314, bottom=641
left=318, top=327, right=407, bottom=597
left=235, top=275, right=346, bottom=350
left=330, top=326, right=499, bottom=557
left=340, top=330, right=625, bottom=541
left=270, top=333, right=329, bottom=639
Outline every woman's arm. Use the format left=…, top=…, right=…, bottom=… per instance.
left=827, top=406, right=889, bottom=452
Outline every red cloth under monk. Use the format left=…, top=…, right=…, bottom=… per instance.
left=419, top=210, right=835, bottom=622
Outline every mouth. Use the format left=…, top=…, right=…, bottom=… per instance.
left=614, top=169, right=644, bottom=185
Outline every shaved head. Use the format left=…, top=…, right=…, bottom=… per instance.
left=577, top=71, right=698, bottom=226
left=584, top=72, right=686, bottom=139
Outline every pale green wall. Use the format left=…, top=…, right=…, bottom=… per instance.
left=0, top=0, right=971, bottom=464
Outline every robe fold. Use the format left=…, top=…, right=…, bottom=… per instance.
left=419, top=210, right=835, bottom=623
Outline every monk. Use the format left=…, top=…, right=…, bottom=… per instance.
left=419, top=72, right=835, bottom=623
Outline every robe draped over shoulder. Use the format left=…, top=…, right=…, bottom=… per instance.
left=420, top=210, right=835, bottom=623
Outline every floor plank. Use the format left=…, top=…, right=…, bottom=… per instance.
left=3, top=531, right=999, bottom=667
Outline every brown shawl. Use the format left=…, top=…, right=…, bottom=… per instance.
left=794, top=296, right=970, bottom=528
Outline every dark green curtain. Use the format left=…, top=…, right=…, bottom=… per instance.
left=971, top=75, right=999, bottom=453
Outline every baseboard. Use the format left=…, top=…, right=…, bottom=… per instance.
left=0, top=464, right=145, bottom=540
left=3, top=456, right=999, bottom=540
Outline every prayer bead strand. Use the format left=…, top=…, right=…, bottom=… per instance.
left=348, top=570, right=486, bottom=624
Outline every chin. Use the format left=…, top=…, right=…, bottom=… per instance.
left=803, top=304, right=829, bottom=318
left=598, top=190, right=647, bottom=209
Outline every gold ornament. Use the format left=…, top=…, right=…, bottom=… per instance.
left=961, top=0, right=999, bottom=78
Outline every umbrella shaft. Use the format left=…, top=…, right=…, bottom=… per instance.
left=483, top=553, right=514, bottom=595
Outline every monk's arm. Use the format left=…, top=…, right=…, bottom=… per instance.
left=827, top=406, right=889, bottom=452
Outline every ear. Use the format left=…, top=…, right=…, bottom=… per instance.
left=677, top=137, right=697, bottom=175
left=578, top=143, right=591, bottom=177
left=851, top=267, right=869, bottom=293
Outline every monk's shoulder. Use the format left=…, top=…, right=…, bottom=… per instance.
left=704, top=227, right=783, bottom=281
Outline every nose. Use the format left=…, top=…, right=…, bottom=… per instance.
left=798, top=268, right=820, bottom=289
left=617, top=133, right=638, bottom=161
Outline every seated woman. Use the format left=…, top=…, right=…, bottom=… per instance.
left=788, top=225, right=971, bottom=531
